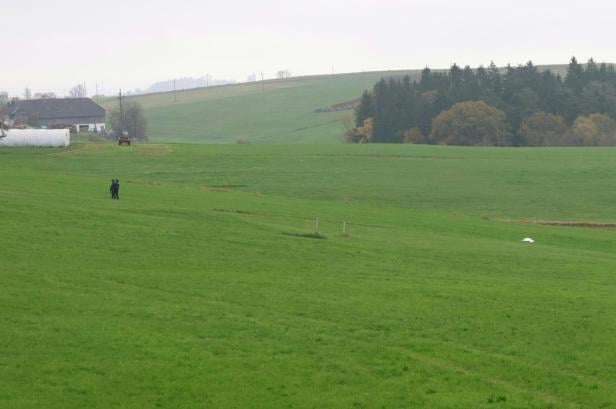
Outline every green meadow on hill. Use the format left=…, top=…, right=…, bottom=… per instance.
left=101, top=71, right=420, bottom=144
left=1, top=143, right=615, bottom=408
left=100, top=66, right=572, bottom=145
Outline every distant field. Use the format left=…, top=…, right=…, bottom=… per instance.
left=101, top=71, right=422, bottom=144
left=101, top=66, right=575, bottom=144
left=2, top=143, right=616, bottom=408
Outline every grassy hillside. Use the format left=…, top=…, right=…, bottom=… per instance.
left=101, top=71, right=422, bottom=144
left=2, top=143, right=616, bottom=408
left=101, top=66, right=578, bottom=145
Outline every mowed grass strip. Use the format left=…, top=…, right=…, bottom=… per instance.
left=1, top=144, right=616, bottom=408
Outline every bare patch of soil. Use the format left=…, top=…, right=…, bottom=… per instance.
left=532, top=221, right=616, bottom=228
left=496, top=217, right=616, bottom=229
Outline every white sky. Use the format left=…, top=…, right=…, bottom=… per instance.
left=3, top=0, right=616, bottom=96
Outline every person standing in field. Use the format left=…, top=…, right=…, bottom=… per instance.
left=114, top=179, right=120, bottom=200
left=109, top=179, right=116, bottom=199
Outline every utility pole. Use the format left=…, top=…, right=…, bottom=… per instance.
left=173, top=79, right=177, bottom=103
left=119, top=89, right=124, bottom=136
left=261, top=72, right=264, bottom=97
left=95, top=84, right=99, bottom=103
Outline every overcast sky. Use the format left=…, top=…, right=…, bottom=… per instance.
left=3, top=0, right=616, bottom=97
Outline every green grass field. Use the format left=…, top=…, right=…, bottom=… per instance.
left=101, top=71, right=421, bottom=144
left=2, top=142, right=616, bottom=408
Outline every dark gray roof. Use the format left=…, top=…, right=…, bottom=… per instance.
left=9, top=98, right=105, bottom=120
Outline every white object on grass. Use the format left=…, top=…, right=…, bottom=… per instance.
left=0, top=129, right=70, bottom=147
left=522, top=238, right=535, bottom=244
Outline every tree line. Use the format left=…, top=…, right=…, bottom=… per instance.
left=349, top=58, right=616, bottom=146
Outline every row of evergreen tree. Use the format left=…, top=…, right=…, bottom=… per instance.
left=353, top=58, right=616, bottom=145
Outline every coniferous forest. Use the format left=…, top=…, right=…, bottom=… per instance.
left=349, top=58, right=616, bottom=146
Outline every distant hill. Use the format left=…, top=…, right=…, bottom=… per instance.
left=101, top=66, right=571, bottom=144
left=101, top=70, right=424, bottom=143
left=145, top=77, right=237, bottom=94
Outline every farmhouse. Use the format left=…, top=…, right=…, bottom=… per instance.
left=3, top=98, right=106, bottom=132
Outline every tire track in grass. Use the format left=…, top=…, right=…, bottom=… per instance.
left=431, top=338, right=614, bottom=391
left=385, top=345, right=579, bottom=409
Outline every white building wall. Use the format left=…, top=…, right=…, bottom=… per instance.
left=74, top=123, right=106, bottom=132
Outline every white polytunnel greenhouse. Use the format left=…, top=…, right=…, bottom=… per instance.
left=0, top=129, right=70, bottom=147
